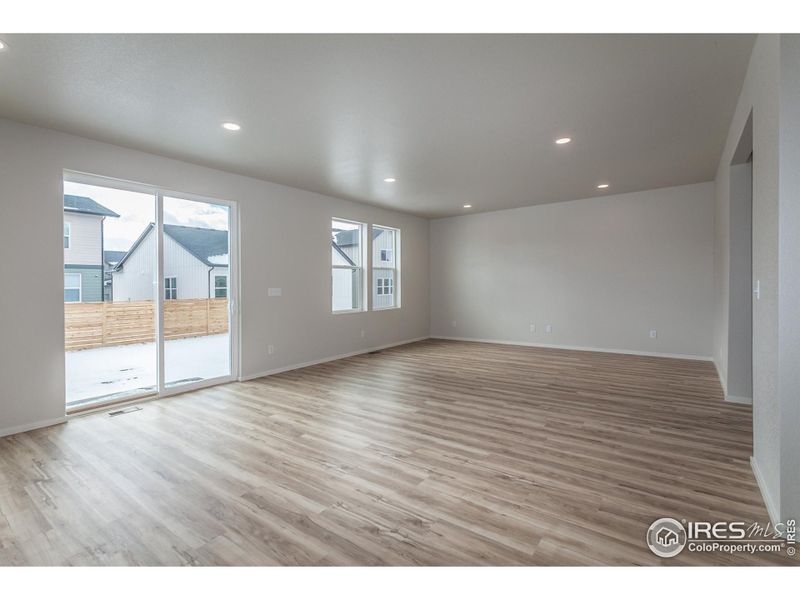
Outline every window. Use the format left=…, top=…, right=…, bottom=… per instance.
left=331, top=218, right=365, bottom=312
left=64, top=273, right=81, bottom=303
left=372, top=225, right=399, bottom=309
left=165, top=277, right=177, bottom=300
left=376, top=277, right=393, bottom=296
left=214, top=275, right=228, bottom=299
left=63, top=223, right=71, bottom=249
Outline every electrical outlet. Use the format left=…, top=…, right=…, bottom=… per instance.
left=452, top=320, right=457, bottom=328
left=529, top=323, right=536, bottom=333
left=268, top=345, right=275, bottom=355
left=649, top=329, right=657, bottom=339
left=360, top=329, right=366, bottom=339
left=545, top=325, right=552, bottom=334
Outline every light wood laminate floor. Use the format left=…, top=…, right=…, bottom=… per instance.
left=0, top=340, right=794, bottom=565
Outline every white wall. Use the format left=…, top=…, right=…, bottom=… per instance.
left=777, top=35, right=800, bottom=525
left=713, top=34, right=782, bottom=521
left=430, top=182, right=715, bottom=358
left=63, top=212, right=102, bottom=265
left=713, top=33, right=800, bottom=524
left=0, top=118, right=429, bottom=436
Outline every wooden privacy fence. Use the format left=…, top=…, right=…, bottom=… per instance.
left=65, top=299, right=229, bottom=351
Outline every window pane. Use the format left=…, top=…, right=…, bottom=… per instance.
left=163, top=195, right=231, bottom=387
left=332, top=219, right=362, bottom=267
left=332, top=267, right=361, bottom=311
left=373, top=227, right=396, bottom=268
left=64, top=288, right=80, bottom=303
left=373, top=268, right=395, bottom=308
left=64, top=273, right=80, bottom=287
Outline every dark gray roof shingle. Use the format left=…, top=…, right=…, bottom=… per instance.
left=164, top=224, right=229, bottom=267
left=103, top=250, right=127, bottom=265
left=64, top=194, right=120, bottom=218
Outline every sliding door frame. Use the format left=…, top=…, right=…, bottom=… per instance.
left=63, top=170, right=240, bottom=410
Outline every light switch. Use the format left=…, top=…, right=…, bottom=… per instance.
left=268, top=287, right=282, bottom=297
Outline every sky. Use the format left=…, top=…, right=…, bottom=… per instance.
left=64, top=181, right=229, bottom=252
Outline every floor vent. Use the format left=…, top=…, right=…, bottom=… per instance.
left=108, top=406, right=143, bottom=417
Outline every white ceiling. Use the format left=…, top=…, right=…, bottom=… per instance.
left=0, top=34, right=754, bottom=217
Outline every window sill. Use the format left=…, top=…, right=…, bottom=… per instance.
left=332, top=308, right=366, bottom=315
left=372, top=306, right=401, bottom=312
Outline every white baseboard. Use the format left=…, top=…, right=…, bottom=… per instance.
left=430, top=335, right=712, bottom=362
left=725, top=395, right=753, bottom=405
left=751, top=456, right=780, bottom=524
left=713, top=359, right=753, bottom=404
left=714, top=359, right=728, bottom=395
left=0, top=416, right=67, bottom=439
left=240, top=336, right=430, bottom=381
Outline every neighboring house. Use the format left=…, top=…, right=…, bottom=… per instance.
left=103, top=250, right=127, bottom=302
left=63, top=195, right=120, bottom=303
left=332, top=227, right=395, bottom=310
left=112, top=223, right=229, bottom=301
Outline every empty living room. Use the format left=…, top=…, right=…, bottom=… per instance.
left=1, top=1, right=799, bottom=595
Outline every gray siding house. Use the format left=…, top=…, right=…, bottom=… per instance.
left=63, top=195, right=119, bottom=303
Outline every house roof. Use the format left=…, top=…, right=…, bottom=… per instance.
left=103, top=250, right=127, bottom=266
left=332, top=228, right=382, bottom=247
left=64, top=194, right=120, bottom=218
left=164, top=224, right=229, bottom=267
left=114, top=223, right=229, bottom=270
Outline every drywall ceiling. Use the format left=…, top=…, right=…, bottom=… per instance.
left=0, top=34, right=754, bottom=217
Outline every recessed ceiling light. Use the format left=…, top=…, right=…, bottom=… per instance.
left=555, top=137, right=572, bottom=145
left=222, top=122, right=241, bottom=131
left=463, top=204, right=472, bottom=209
left=597, top=183, right=610, bottom=189
left=383, top=177, right=396, bottom=183
left=0, top=40, right=7, bottom=52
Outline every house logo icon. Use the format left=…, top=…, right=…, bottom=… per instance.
left=647, top=518, right=687, bottom=558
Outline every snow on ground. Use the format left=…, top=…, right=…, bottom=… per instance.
left=66, top=334, right=230, bottom=405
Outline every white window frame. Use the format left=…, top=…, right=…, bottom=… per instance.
left=214, top=275, right=228, bottom=299
left=376, top=276, right=394, bottom=296
left=64, top=222, right=71, bottom=249
left=64, top=272, right=81, bottom=303
left=371, top=224, right=400, bottom=311
left=63, top=169, right=240, bottom=411
left=165, top=276, right=177, bottom=300
left=331, top=218, right=367, bottom=314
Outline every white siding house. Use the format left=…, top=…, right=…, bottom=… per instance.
left=112, top=224, right=229, bottom=301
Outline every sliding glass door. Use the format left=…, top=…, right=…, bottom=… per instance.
left=63, top=173, right=237, bottom=410
left=162, top=195, right=232, bottom=388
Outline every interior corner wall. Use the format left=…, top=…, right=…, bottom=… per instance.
left=0, top=118, right=430, bottom=437
left=430, top=182, right=715, bottom=359
left=713, top=34, right=783, bottom=521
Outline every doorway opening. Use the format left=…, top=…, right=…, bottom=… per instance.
left=63, top=173, right=238, bottom=411
left=727, top=111, right=753, bottom=407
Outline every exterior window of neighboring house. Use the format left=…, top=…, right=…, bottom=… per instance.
left=331, top=218, right=365, bottom=312
left=376, top=277, right=393, bottom=296
left=372, top=225, right=400, bottom=310
left=64, top=273, right=81, bottom=303
left=214, top=275, right=228, bottom=299
left=165, top=277, right=178, bottom=300
left=63, top=223, right=71, bottom=249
